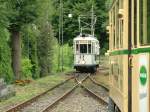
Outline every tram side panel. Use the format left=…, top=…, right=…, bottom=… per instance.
left=109, top=54, right=128, bottom=112
left=131, top=54, right=139, bottom=112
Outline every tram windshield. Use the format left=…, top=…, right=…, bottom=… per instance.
left=80, top=44, right=87, bottom=53
left=76, top=43, right=92, bottom=54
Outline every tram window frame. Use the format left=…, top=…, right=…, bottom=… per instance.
left=139, top=0, right=150, bottom=45
left=88, top=41, right=92, bottom=54
left=76, top=44, right=79, bottom=54
left=76, top=41, right=79, bottom=54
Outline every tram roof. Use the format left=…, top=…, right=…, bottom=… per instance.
left=74, top=34, right=98, bottom=41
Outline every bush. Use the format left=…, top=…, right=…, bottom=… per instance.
left=21, top=58, right=33, bottom=79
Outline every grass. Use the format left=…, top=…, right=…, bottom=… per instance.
left=0, top=73, right=68, bottom=111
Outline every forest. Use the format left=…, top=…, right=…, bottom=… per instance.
left=0, top=0, right=112, bottom=83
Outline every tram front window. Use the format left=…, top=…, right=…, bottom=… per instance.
left=80, top=44, right=87, bottom=53
left=140, top=0, right=150, bottom=45
left=88, top=44, right=91, bottom=54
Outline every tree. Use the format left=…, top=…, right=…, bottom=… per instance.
left=0, top=0, right=14, bottom=82
left=7, top=0, right=38, bottom=80
left=52, top=0, right=108, bottom=52
left=21, top=24, right=40, bottom=79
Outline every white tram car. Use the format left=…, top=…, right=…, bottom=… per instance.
left=73, top=34, right=100, bottom=72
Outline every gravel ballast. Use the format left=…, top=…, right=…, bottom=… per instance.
left=49, top=88, right=108, bottom=112
left=20, top=80, right=75, bottom=112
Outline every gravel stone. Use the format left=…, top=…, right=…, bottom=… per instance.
left=20, top=80, right=75, bottom=112
left=50, top=88, right=108, bottom=112
left=84, top=78, right=109, bottom=103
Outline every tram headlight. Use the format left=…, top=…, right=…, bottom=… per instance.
left=82, top=60, right=86, bottom=64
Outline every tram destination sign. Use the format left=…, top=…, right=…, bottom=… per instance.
left=79, top=40, right=88, bottom=44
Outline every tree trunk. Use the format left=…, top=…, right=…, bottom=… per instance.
left=11, top=31, right=21, bottom=80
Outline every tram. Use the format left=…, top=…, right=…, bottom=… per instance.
left=73, top=34, right=100, bottom=72
left=73, top=6, right=100, bottom=73
left=107, top=0, right=150, bottom=112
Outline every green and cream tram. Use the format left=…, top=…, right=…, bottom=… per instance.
left=107, top=0, right=150, bottom=112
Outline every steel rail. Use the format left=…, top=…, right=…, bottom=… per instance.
left=6, top=76, right=74, bottom=112
left=75, top=74, right=89, bottom=84
left=80, top=84, right=108, bottom=105
left=88, top=76, right=109, bottom=91
left=41, top=84, right=78, bottom=112
left=41, top=74, right=89, bottom=112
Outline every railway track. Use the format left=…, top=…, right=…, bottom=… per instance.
left=81, top=84, right=108, bottom=105
left=41, top=84, right=78, bottom=112
left=6, top=76, right=75, bottom=112
left=88, top=75, right=109, bottom=91
left=41, top=74, right=90, bottom=112
left=6, top=72, right=109, bottom=112
left=83, top=75, right=109, bottom=103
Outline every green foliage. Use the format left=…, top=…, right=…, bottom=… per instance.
left=63, top=44, right=74, bottom=71
left=100, top=42, right=109, bottom=55
left=0, top=0, right=56, bottom=82
left=7, top=0, right=38, bottom=31
left=0, top=0, right=10, bottom=27
left=34, top=0, right=56, bottom=77
left=21, top=58, right=33, bottom=79
left=0, top=1, right=13, bottom=83
left=52, top=43, right=74, bottom=72
left=0, top=27, right=13, bottom=83
left=21, top=25, right=40, bottom=79
left=37, top=23, right=54, bottom=77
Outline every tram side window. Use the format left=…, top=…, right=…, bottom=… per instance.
left=134, top=0, right=137, bottom=47
left=113, top=8, right=116, bottom=49
left=139, top=0, right=150, bottom=45
left=80, top=44, right=87, bottom=53
left=148, top=0, right=150, bottom=42
left=116, top=2, right=119, bottom=49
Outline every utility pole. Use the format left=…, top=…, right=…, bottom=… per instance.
left=58, top=0, right=62, bottom=71
left=58, top=0, right=64, bottom=72
left=91, top=5, right=94, bottom=36
left=58, top=0, right=72, bottom=72
left=28, top=32, right=30, bottom=60
left=78, top=16, right=81, bottom=34
left=61, top=0, right=64, bottom=72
